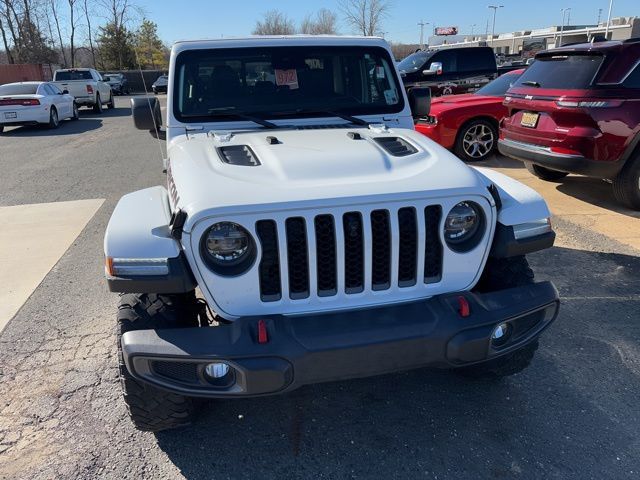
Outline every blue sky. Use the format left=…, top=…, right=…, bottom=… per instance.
left=136, top=0, right=638, bottom=44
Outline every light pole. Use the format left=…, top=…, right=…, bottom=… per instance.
left=470, top=24, right=477, bottom=37
left=488, top=5, right=503, bottom=47
left=604, top=0, right=613, bottom=39
left=418, top=20, right=430, bottom=50
left=559, top=8, right=571, bottom=47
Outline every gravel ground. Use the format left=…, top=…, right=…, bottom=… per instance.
left=0, top=97, right=639, bottom=479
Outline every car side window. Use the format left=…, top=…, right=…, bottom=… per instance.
left=48, top=84, right=62, bottom=95
left=458, top=49, right=491, bottom=72
left=431, top=50, right=457, bottom=72
left=623, top=63, right=640, bottom=88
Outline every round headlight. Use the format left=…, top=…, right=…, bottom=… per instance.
left=444, top=201, right=485, bottom=252
left=201, top=222, right=256, bottom=275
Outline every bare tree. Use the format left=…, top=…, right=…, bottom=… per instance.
left=67, top=0, right=77, bottom=66
left=49, top=0, right=67, bottom=65
left=252, top=9, right=295, bottom=35
left=82, top=0, right=95, bottom=66
left=300, top=8, right=338, bottom=35
left=339, top=0, right=391, bottom=36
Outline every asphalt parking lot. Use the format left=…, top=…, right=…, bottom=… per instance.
left=0, top=96, right=639, bottom=480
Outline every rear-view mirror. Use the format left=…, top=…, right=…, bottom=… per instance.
left=131, top=96, right=165, bottom=140
left=408, top=87, right=431, bottom=120
left=423, top=61, right=443, bottom=76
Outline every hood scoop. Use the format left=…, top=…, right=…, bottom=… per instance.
left=218, top=145, right=260, bottom=166
left=373, top=136, right=418, bottom=157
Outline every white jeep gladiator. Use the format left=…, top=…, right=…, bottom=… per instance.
left=105, top=36, right=559, bottom=432
left=52, top=68, right=114, bottom=112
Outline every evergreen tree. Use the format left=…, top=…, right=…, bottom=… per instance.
left=96, top=21, right=135, bottom=69
left=134, top=19, right=167, bottom=70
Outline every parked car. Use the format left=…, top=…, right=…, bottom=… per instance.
left=415, top=69, right=524, bottom=161
left=0, top=81, right=78, bottom=132
left=151, top=75, right=168, bottom=94
left=105, top=36, right=559, bottom=432
left=498, top=38, right=640, bottom=209
left=398, top=46, right=498, bottom=96
left=103, top=73, right=129, bottom=95
left=52, top=68, right=113, bottom=113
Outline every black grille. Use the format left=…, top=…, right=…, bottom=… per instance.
left=398, top=207, right=418, bottom=287
left=343, top=212, right=364, bottom=294
left=373, top=137, right=418, bottom=157
left=424, top=206, right=443, bottom=283
left=371, top=210, right=391, bottom=290
left=314, top=215, right=337, bottom=296
left=152, top=361, right=199, bottom=384
left=218, top=145, right=260, bottom=166
left=256, top=220, right=281, bottom=301
left=285, top=217, right=309, bottom=299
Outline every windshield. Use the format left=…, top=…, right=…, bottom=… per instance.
left=0, top=84, right=38, bottom=95
left=397, top=51, right=433, bottom=72
left=475, top=71, right=521, bottom=96
left=54, top=70, right=93, bottom=81
left=513, top=54, right=604, bottom=89
left=174, top=46, right=403, bottom=122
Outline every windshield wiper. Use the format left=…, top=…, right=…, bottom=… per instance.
left=204, top=109, right=278, bottom=129
left=290, top=108, right=370, bottom=126
left=521, top=80, right=541, bottom=88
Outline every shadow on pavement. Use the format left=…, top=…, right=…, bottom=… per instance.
left=0, top=118, right=103, bottom=136
left=154, top=246, right=640, bottom=479
left=555, top=177, right=640, bottom=219
left=80, top=105, right=132, bottom=118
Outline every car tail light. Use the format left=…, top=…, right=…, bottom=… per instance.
left=0, top=98, right=40, bottom=106
left=556, top=100, right=621, bottom=108
left=550, top=146, right=582, bottom=156
left=86, top=85, right=94, bottom=94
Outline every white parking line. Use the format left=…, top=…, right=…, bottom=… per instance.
left=0, top=199, right=104, bottom=333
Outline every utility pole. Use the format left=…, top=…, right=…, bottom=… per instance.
left=487, top=5, right=503, bottom=47
left=418, top=20, right=429, bottom=50
left=604, top=0, right=613, bottom=39
left=470, top=24, right=477, bottom=37
left=559, top=8, right=570, bottom=47
left=597, top=8, right=603, bottom=24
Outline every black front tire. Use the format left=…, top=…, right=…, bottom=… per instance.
left=458, top=256, right=539, bottom=379
left=107, top=91, right=115, bottom=109
left=0, top=125, right=4, bottom=133
left=71, top=102, right=79, bottom=121
left=454, top=119, right=498, bottom=162
left=525, top=162, right=569, bottom=181
left=117, top=293, right=200, bottom=432
left=612, top=153, right=640, bottom=210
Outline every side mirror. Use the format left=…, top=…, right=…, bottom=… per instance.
left=131, top=96, right=165, bottom=140
left=408, top=87, right=431, bottom=119
left=422, top=61, right=443, bottom=76
left=62, top=89, right=69, bottom=94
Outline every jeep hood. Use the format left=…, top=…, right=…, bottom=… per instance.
left=167, top=127, right=492, bottom=230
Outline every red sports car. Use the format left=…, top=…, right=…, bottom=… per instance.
left=415, top=69, right=524, bottom=162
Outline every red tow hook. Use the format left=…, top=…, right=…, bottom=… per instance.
left=457, top=296, right=470, bottom=318
left=257, top=319, right=269, bottom=344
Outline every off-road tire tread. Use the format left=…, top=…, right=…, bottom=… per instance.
left=117, top=293, right=199, bottom=432
left=525, top=162, right=569, bottom=181
left=612, top=154, right=640, bottom=209
left=460, top=256, right=538, bottom=379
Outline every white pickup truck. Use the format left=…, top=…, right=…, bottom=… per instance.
left=52, top=68, right=114, bottom=113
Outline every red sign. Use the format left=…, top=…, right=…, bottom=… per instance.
left=434, top=26, right=458, bottom=36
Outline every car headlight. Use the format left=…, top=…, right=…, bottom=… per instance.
left=201, top=222, right=256, bottom=275
left=444, top=201, right=485, bottom=252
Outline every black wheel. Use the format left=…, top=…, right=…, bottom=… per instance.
left=71, top=102, right=79, bottom=121
left=117, top=293, right=200, bottom=432
left=458, top=256, right=538, bottom=379
left=93, top=94, right=103, bottom=113
left=0, top=125, right=4, bottom=133
left=612, top=153, right=640, bottom=210
left=525, top=162, right=569, bottom=181
left=107, top=91, right=115, bottom=109
left=48, top=107, right=59, bottom=129
left=454, top=119, right=497, bottom=162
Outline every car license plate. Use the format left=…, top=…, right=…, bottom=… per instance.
left=4, top=112, right=17, bottom=119
left=520, top=112, right=539, bottom=128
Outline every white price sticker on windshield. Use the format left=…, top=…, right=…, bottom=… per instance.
left=275, top=69, right=299, bottom=89
left=384, top=89, right=398, bottom=105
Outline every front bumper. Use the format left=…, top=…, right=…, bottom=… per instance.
left=121, top=281, right=559, bottom=398
left=498, top=138, right=623, bottom=179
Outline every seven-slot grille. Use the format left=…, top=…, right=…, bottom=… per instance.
left=256, top=206, right=442, bottom=302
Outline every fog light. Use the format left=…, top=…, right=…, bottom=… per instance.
left=205, top=362, right=230, bottom=378
left=491, top=322, right=512, bottom=347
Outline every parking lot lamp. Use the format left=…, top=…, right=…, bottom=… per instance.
left=488, top=5, right=503, bottom=48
